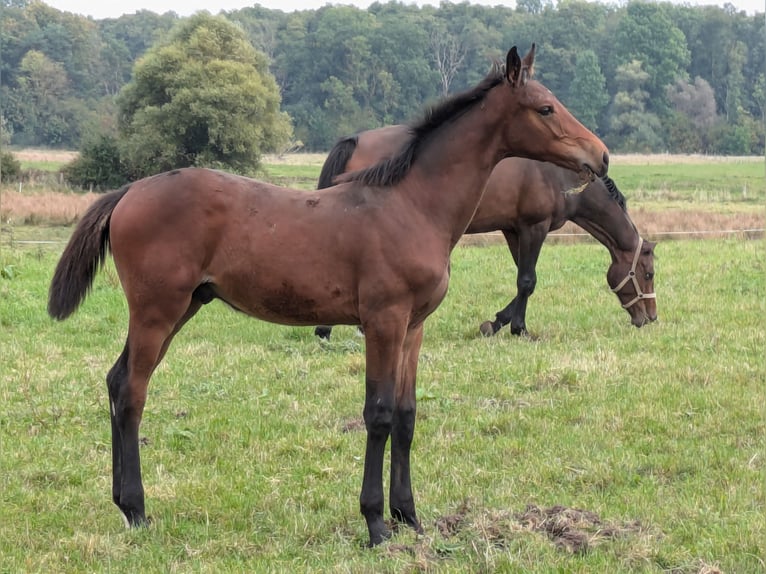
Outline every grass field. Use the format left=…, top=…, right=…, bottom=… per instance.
left=0, top=154, right=764, bottom=572
left=1, top=153, right=764, bottom=240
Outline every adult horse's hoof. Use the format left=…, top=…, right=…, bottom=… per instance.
left=479, top=321, right=496, bottom=337
left=314, top=326, right=332, bottom=340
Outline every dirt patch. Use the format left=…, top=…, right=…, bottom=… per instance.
left=514, top=503, right=644, bottom=555
left=340, top=417, right=365, bottom=433
left=435, top=499, right=471, bottom=538
left=429, top=501, right=652, bottom=558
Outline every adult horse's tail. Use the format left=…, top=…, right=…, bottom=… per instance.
left=317, top=134, right=359, bottom=189
left=314, top=134, right=360, bottom=341
left=48, top=185, right=131, bottom=321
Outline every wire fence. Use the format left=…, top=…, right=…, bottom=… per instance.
left=2, top=226, right=764, bottom=251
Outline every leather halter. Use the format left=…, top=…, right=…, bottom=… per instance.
left=611, top=238, right=656, bottom=309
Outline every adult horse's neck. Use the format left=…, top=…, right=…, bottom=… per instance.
left=566, top=179, right=640, bottom=259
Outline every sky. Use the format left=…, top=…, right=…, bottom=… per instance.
left=42, top=0, right=765, bottom=20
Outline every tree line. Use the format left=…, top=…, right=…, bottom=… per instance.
left=1, top=0, right=764, bottom=169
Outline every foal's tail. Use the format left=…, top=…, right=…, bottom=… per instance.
left=317, top=134, right=359, bottom=189
left=48, top=185, right=131, bottom=321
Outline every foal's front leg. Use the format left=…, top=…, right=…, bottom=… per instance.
left=389, top=323, right=424, bottom=533
left=359, top=318, right=406, bottom=546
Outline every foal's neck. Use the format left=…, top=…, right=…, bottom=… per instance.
left=406, top=89, right=511, bottom=247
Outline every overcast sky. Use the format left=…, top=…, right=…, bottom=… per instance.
left=42, top=0, right=765, bottom=20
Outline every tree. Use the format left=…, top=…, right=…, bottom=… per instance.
left=667, top=76, right=717, bottom=129
left=611, top=2, right=691, bottom=114
left=666, top=76, right=718, bottom=152
left=63, top=134, right=127, bottom=191
left=13, top=49, right=85, bottom=146
left=116, top=13, right=292, bottom=178
left=607, top=60, right=664, bottom=152
left=428, top=22, right=467, bottom=97
left=566, top=50, right=609, bottom=132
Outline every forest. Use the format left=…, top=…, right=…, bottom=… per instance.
left=1, top=0, right=764, bottom=156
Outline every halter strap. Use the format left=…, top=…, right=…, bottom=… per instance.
left=611, top=237, right=657, bottom=309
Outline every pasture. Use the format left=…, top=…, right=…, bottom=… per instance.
left=0, top=155, right=764, bottom=572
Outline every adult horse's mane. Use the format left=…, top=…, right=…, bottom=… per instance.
left=346, top=63, right=506, bottom=188
left=601, top=175, right=627, bottom=211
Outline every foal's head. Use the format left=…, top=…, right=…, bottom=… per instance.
left=498, top=44, right=610, bottom=180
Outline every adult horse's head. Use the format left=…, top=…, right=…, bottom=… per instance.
left=607, top=238, right=658, bottom=327
left=500, top=44, right=609, bottom=180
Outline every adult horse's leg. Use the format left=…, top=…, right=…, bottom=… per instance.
left=108, top=296, right=202, bottom=526
left=480, top=229, right=521, bottom=336
left=314, top=325, right=332, bottom=340
left=506, top=226, right=546, bottom=335
left=389, top=323, right=424, bottom=533
left=359, top=314, right=407, bottom=546
left=481, top=226, right=545, bottom=336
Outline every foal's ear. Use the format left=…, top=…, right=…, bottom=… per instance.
left=506, top=46, right=521, bottom=86
left=506, top=43, right=536, bottom=87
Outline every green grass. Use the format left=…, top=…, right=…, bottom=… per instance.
left=608, top=161, right=765, bottom=206
left=258, top=163, right=323, bottom=190
left=1, top=236, right=763, bottom=572
left=18, top=159, right=68, bottom=172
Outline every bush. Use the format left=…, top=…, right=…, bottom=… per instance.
left=0, top=151, right=22, bottom=182
left=63, top=135, right=128, bottom=191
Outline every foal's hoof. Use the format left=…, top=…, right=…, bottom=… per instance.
left=392, top=507, right=423, bottom=534
left=366, top=517, right=393, bottom=547
left=479, top=321, right=496, bottom=337
left=120, top=510, right=150, bottom=529
left=368, top=527, right=392, bottom=548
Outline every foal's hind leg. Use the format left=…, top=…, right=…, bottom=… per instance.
left=389, top=323, right=424, bottom=533
left=106, top=342, right=131, bottom=525
left=107, top=297, right=202, bottom=527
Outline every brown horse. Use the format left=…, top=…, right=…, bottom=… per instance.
left=314, top=125, right=655, bottom=341
left=48, top=45, right=609, bottom=547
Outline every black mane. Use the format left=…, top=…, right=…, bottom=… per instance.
left=601, top=175, right=627, bottom=211
left=346, top=66, right=505, bottom=188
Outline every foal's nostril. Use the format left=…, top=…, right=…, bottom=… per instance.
left=603, top=151, right=610, bottom=170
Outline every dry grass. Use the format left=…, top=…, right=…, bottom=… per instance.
left=12, top=149, right=79, bottom=163
left=3, top=150, right=762, bottom=237
left=3, top=189, right=760, bottom=241
left=458, top=209, right=765, bottom=246
left=0, top=189, right=100, bottom=225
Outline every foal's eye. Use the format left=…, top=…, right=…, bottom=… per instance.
left=645, top=272, right=654, bottom=280
left=538, top=105, right=554, bottom=116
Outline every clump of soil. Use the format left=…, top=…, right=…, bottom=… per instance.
left=433, top=501, right=645, bottom=556
left=515, top=503, right=643, bottom=555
